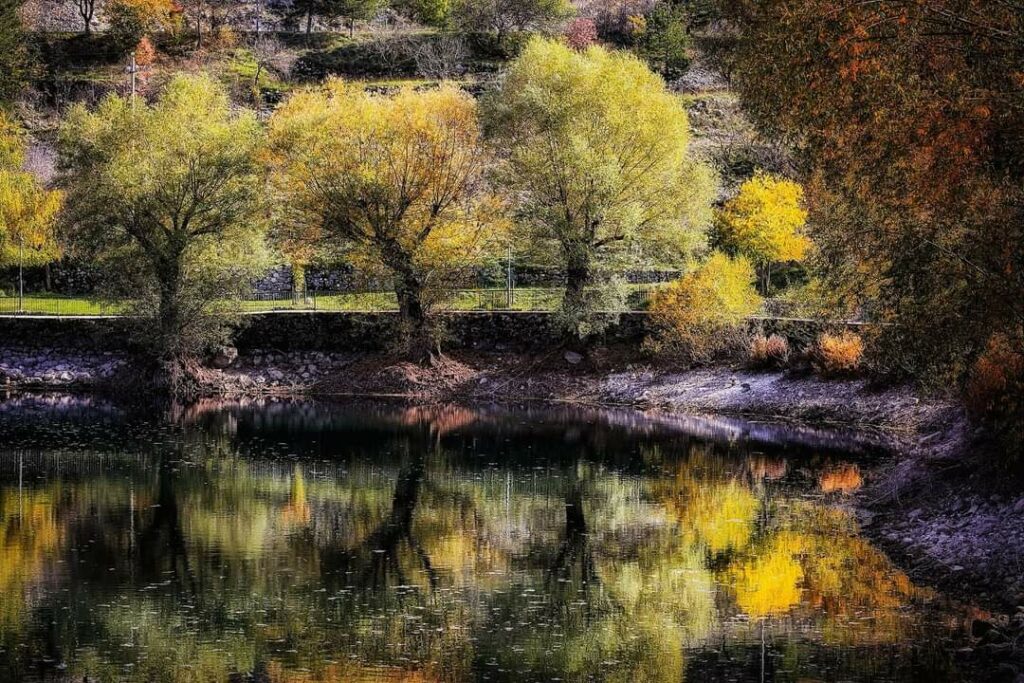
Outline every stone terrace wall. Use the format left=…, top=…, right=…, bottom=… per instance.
left=0, top=312, right=861, bottom=354
left=230, top=312, right=650, bottom=352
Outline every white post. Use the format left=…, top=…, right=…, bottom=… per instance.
left=128, top=53, right=138, bottom=109
left=18, top=234, right=24, bottom=314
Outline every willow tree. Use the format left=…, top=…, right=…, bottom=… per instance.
left=483, top=38, right=715, bottom=339
left=58, top=74, right=268, bottom=393
left=0, top=113, right=63, bottom=271
left=267, top=81, right=500, bottom=361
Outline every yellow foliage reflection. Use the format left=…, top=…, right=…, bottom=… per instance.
left=0, top=487, right=61, bottom=631
left=727, top=531, right=805, bottom=618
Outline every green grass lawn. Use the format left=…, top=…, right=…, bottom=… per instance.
left=0, top=294, right=126, bottom=316
left=1, top=284, right=665, bottom=316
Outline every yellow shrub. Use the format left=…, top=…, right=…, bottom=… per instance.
left=647, top=252, right=762, bottom=362
left=749, top=333, right=789, bottom=368
left=812, top=330, right=864, bottom=377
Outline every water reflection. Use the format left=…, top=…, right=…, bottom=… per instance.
left=0, top=397, right=970, bottom=682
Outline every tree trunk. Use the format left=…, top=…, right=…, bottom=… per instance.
left=306, top=11, right=313, bottom=35
left=291, top=261, right=306, bottom=296
left=561, top=247, right=592, bottom=345
left=155, top=256, right=195, bottom=396
left=393, top=264, right=438, bottom=364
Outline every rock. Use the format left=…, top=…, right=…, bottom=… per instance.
left=267, top=369, right=284, bottom=381
left=210, top=346, right=239, bottom=369
left=564, top=351, right=583, bottom=365
left=973, top=619, right=996, bottom=638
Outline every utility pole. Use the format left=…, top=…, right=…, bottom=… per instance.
left=127, top=53, right=139, bottom=109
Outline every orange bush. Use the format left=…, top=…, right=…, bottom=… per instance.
left=749, top=333, right=790, bottom=368
left=812, top=330, right=863, bottom=377
left=965, top=332, right=1024, bottom=455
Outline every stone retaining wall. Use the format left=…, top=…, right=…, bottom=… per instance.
left=0, top=311, right=861, bottom=353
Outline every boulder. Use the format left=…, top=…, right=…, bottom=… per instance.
left=210, top=346, right=239, bottom=369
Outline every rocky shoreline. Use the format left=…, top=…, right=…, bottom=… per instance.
left=3, top=342, right=1024, bottom=676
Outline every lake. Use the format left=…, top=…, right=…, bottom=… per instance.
left=0, top=394, right=975, bottom=682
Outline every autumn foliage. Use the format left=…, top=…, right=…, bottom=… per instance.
left=0, top=112, right=62, bottom=269
left=723, top=0, right=1024, bottom=444
left=749, top=333, right=789, bottom=368
left=647, top=252, right=762, bottom=361
left=812, top=331, right=864, bottom=377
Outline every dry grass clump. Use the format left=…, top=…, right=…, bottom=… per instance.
left=812, top=330, right=864, bottom=377
left=749, top=333, right=790, bottom=368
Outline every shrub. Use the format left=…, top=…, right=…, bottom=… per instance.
left=646, top=252, right=762, bottom=362
left=965, top=331, right=1024, bottom=456
left=749, top=333, right=789, bottom=368
left=564, top=18, right=598, bottom=50
left=105, top=0, right=176, bottom=51
left=812, top=330, right=864, bottom=377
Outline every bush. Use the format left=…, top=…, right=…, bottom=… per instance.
left=749, top=333, right=789, bottom=368
left=105, top=0, right=176, bottom=51
left=564, top=18, right=598, bottom=51
left=965, top=331, right=1024, bottom=456
left=812, top=330, right=864, bottom=377
left=646, top=252, right=762, bottom=362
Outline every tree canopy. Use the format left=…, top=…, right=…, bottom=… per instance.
left=0, top=113, right=62, bottom=269
left=483, top=38, right=715, bottom=338
left=723, top=0, right=1024, bottom=383
left=715, top=171, right=810, bottom=271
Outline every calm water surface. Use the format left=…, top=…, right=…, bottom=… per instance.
left=0, top=395, right=976, bottom=682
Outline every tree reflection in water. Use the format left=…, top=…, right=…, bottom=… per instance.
left=0, top=398, right=972, bottom=682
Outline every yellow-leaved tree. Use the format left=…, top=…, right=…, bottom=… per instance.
left=482, top=38, right=715, bottom=341
left=0, top=112, right=63, bottom=272
left=267, top=81, right=503, bottom=361
left=716, top=171, right=810, bottom=292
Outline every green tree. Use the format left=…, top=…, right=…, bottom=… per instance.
left=333, top=0, right=381, bottom=35
left=289, top=0, right=380, bottom=35
left=267, top=81, right=502, bottom=361
left=483, top=38, right=715, bottom=339
left=636, top=2, right=691, bottom=80
left=0, top=0, right=28, bottom=105
left=394, top=0, right=452, bottom=27
left=58, top=74, right=268, bottom=393
left=454, top=0, right=572, bottom=48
